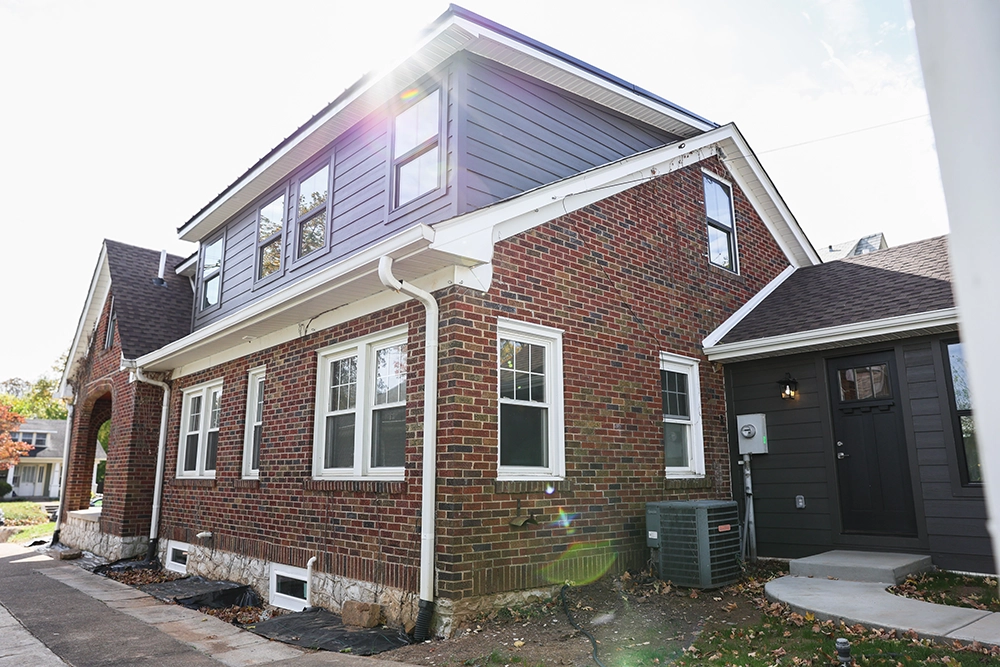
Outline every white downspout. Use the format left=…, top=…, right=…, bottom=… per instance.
left=51, top=402, right=75, bottom=546
left=377, top=256, right=438, bottom=640
left=121, top=358, right=171, bottom=562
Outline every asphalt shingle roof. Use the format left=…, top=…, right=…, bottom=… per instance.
left=104, top=240, right=192, bottom=359
left=720, top=235, right=953, bottom=344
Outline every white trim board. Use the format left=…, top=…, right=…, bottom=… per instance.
left=705, top=308, right=960, bottom=362
left=702, top=265, right=797, bottom=348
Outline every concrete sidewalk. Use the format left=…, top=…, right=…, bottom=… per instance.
left=0, top=542, right=414, bottom=666
left=766, top=550, right=1000, bottom=646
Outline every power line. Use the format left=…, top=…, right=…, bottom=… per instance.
left=757, top=114, right=930, bottom=155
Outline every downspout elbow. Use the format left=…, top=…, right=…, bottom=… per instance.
left=128, top=361, right=171, bottom=563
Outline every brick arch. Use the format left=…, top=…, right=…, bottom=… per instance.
left=65, top=382, right=114, bottom=511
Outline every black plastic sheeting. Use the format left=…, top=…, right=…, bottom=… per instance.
left=140, top=576, right=261, bottom=610
left=93, top=558, right=159, bottom=576
left=249, top=607, right=411, bottom=655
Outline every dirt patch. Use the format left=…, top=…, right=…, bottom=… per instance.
left=383, top=563, right=783, bottom=666
left=104, top=568, right=184, bottom=586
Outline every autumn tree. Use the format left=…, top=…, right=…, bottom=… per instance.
left=0, top=402, right=29, bottom=471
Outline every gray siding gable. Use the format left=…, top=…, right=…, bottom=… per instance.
left=193, top=53, right=682, bottom=331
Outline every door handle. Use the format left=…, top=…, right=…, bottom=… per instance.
left=837, top=452, right=849, bottom=460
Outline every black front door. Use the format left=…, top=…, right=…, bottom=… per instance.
left=828, top=351, right=917, bottom=536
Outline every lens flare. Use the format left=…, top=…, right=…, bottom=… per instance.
left=399, top=88, right=420, bottom=101
left=540, top=541, right=617, bottom=586
left=544, top=484, right=555, bottom=495
left=551, top=507, right=578, bottom=534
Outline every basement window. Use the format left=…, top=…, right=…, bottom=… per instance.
left=165, top=540, right=191, bottom=574
left=269, top=563, right=309, bottom=612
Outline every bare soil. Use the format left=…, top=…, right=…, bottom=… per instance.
left=383, top=565, right=782, bottom=667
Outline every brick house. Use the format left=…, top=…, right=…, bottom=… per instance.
left=58, top=6, right=819, bottom=636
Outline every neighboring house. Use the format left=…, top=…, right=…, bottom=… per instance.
left=704, top=235, right=992, bottom=573
left=3, top=419, right=105, bottom=499
left=57, top=6, right=821, bottom=634
left=819, top=232, right=888, bottom=261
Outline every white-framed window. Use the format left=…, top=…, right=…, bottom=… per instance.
left=164, top=540, right=191, bottom=574
left=702, top=171, right=738, bottom=272
left=660, top=352, right=704, bottom=478
left=391, top=89, right=442, bottom=208
left=313, top=327, right=407, bottom=479
left=269, top=562, right=310, bottom=612
left=177, top=379, right=223, bottom=478
left=497, top=319, right=565, bottom=480
left=243, top=366, right=266, bottom=479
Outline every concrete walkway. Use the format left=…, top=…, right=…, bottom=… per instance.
left=766, top=550, right=1000, bottom=646
left=0, top=542, right=413, bottom=666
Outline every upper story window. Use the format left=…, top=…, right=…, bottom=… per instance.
left=703, top=173, right=738, bottom=272
left=295, top=163, right=330, bottom=259
left=11, top=432, right=48, bottom=447
left=178, top=379, right=223, bottom=479
left=104, top=296, right=116, bottom=349
left=313, top=328, right=407, bottom=479
left=392, top=90, right=442, bottom=208
left=660, top=352, right=704, bottom=478
left=944, top=341, right=980, bottom=485
left=201, top=235, right=224, bottom=310
left=257, top=192, right=286, bottom=280
left=497, top=319, right=565, bottom=480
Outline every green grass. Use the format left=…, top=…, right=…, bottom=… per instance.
left=891, top=570, right=1000, bottom=612
left=9, top=521, right=55, bottom=544
left=0, top=501, right=49, bottom=526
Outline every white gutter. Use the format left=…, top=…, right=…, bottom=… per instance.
left=377, top=256, right=438, bottom=640
left=120, top=358, right=171, bottom=562
left=705, top=308, right=960, bottom=362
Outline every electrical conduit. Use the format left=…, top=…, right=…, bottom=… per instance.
left=377, top=256, right=438, bottom=641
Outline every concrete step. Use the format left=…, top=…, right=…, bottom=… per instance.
left=789, top=550, right=932, bottom=584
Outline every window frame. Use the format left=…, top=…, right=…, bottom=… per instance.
left=313, top=327, right=408, bottom=480
left=164, top=540, right=191, bottom=574
left=496, top=318, right=565, bottom=481
left=942, top=339, right=980, bottom=487
left=292, top=155, right=334, bottom=265
left=104, top=296, right=116, bottom=350
left=254, top=186, right=289, bottom=286
left=702, top=170, right=739, bottom=274
left=242, top=366, right=266, bottom=479
left=269, top=562, right=310, bottom=612
left=176, top=378, right=224, bottom=479
left=660, top=351, right=705, bottom=478
left=389, top=88, right=445, bottom=212
left=199, top=232, right=225, bottom=313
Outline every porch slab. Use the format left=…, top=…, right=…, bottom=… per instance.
left=789, top=550, right=932, bottom=584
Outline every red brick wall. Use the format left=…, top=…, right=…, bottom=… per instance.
left=155, top=156, right=790, bottom=600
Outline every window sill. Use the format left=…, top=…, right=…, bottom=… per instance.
left=304, top=479, right=407, bottom=494
left=494, top=478, right=572, bottom=494
left=234, top=478, right=260, bottom=489
left=708, top=263, right=744, bottom=281
left=663, top=476, right=712, bottom=491
left=172, top=478, right=217, bottom=488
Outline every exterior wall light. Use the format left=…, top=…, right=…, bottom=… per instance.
left=779, top=373, right=798, bottom=400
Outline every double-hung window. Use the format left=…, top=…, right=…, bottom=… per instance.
left=104, top=296, right=116, bottom=349
left=944, top=341, right=980, bottom=485
left=391, top=90, right=442, bottom=208
left=243, top=367, right=266, bottom=479
left=200, top=235, right=224, bottom=310
left=295, top=162, right=330, bottom=259
left=660, top=352, right=704, bottom=478
left=178, top=380, right=223, bottom=478
left=314, top=328, right=407, bottom=478
left=497, top=319, right=565, bottom=480
left=703, top=173, right=738, bottom=272
left=256, top=191, right=286, bottom=280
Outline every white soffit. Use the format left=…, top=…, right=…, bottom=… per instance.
left=705, top=308, right=960, bottom=362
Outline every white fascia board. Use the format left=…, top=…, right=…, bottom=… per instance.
left=175, top=254, right=197, bottom=276
left=702, top=265, right=797, bottom=349
left=705, top=308, right=960, bottom=362
left=452, top=17, right=715, bottom=135
left=60, top=244, right=111, bottom=399
left=137, top=225, right=436, bottom=371
left=722, top=127, right=821, bottom=267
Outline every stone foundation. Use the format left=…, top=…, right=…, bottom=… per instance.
left=60, top=509, right=147, bottom=561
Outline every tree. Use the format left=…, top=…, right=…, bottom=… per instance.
left=0, top=402, right=29, bottom=471
left=0, top=376, right=68, bottom=420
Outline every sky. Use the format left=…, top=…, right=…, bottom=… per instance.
left=0, top=0, right=947, bottom=382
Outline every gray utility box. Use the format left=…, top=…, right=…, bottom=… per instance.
left=736, top=413, right=768, bottom=455
left=646, top=500, right=741, bottom=589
